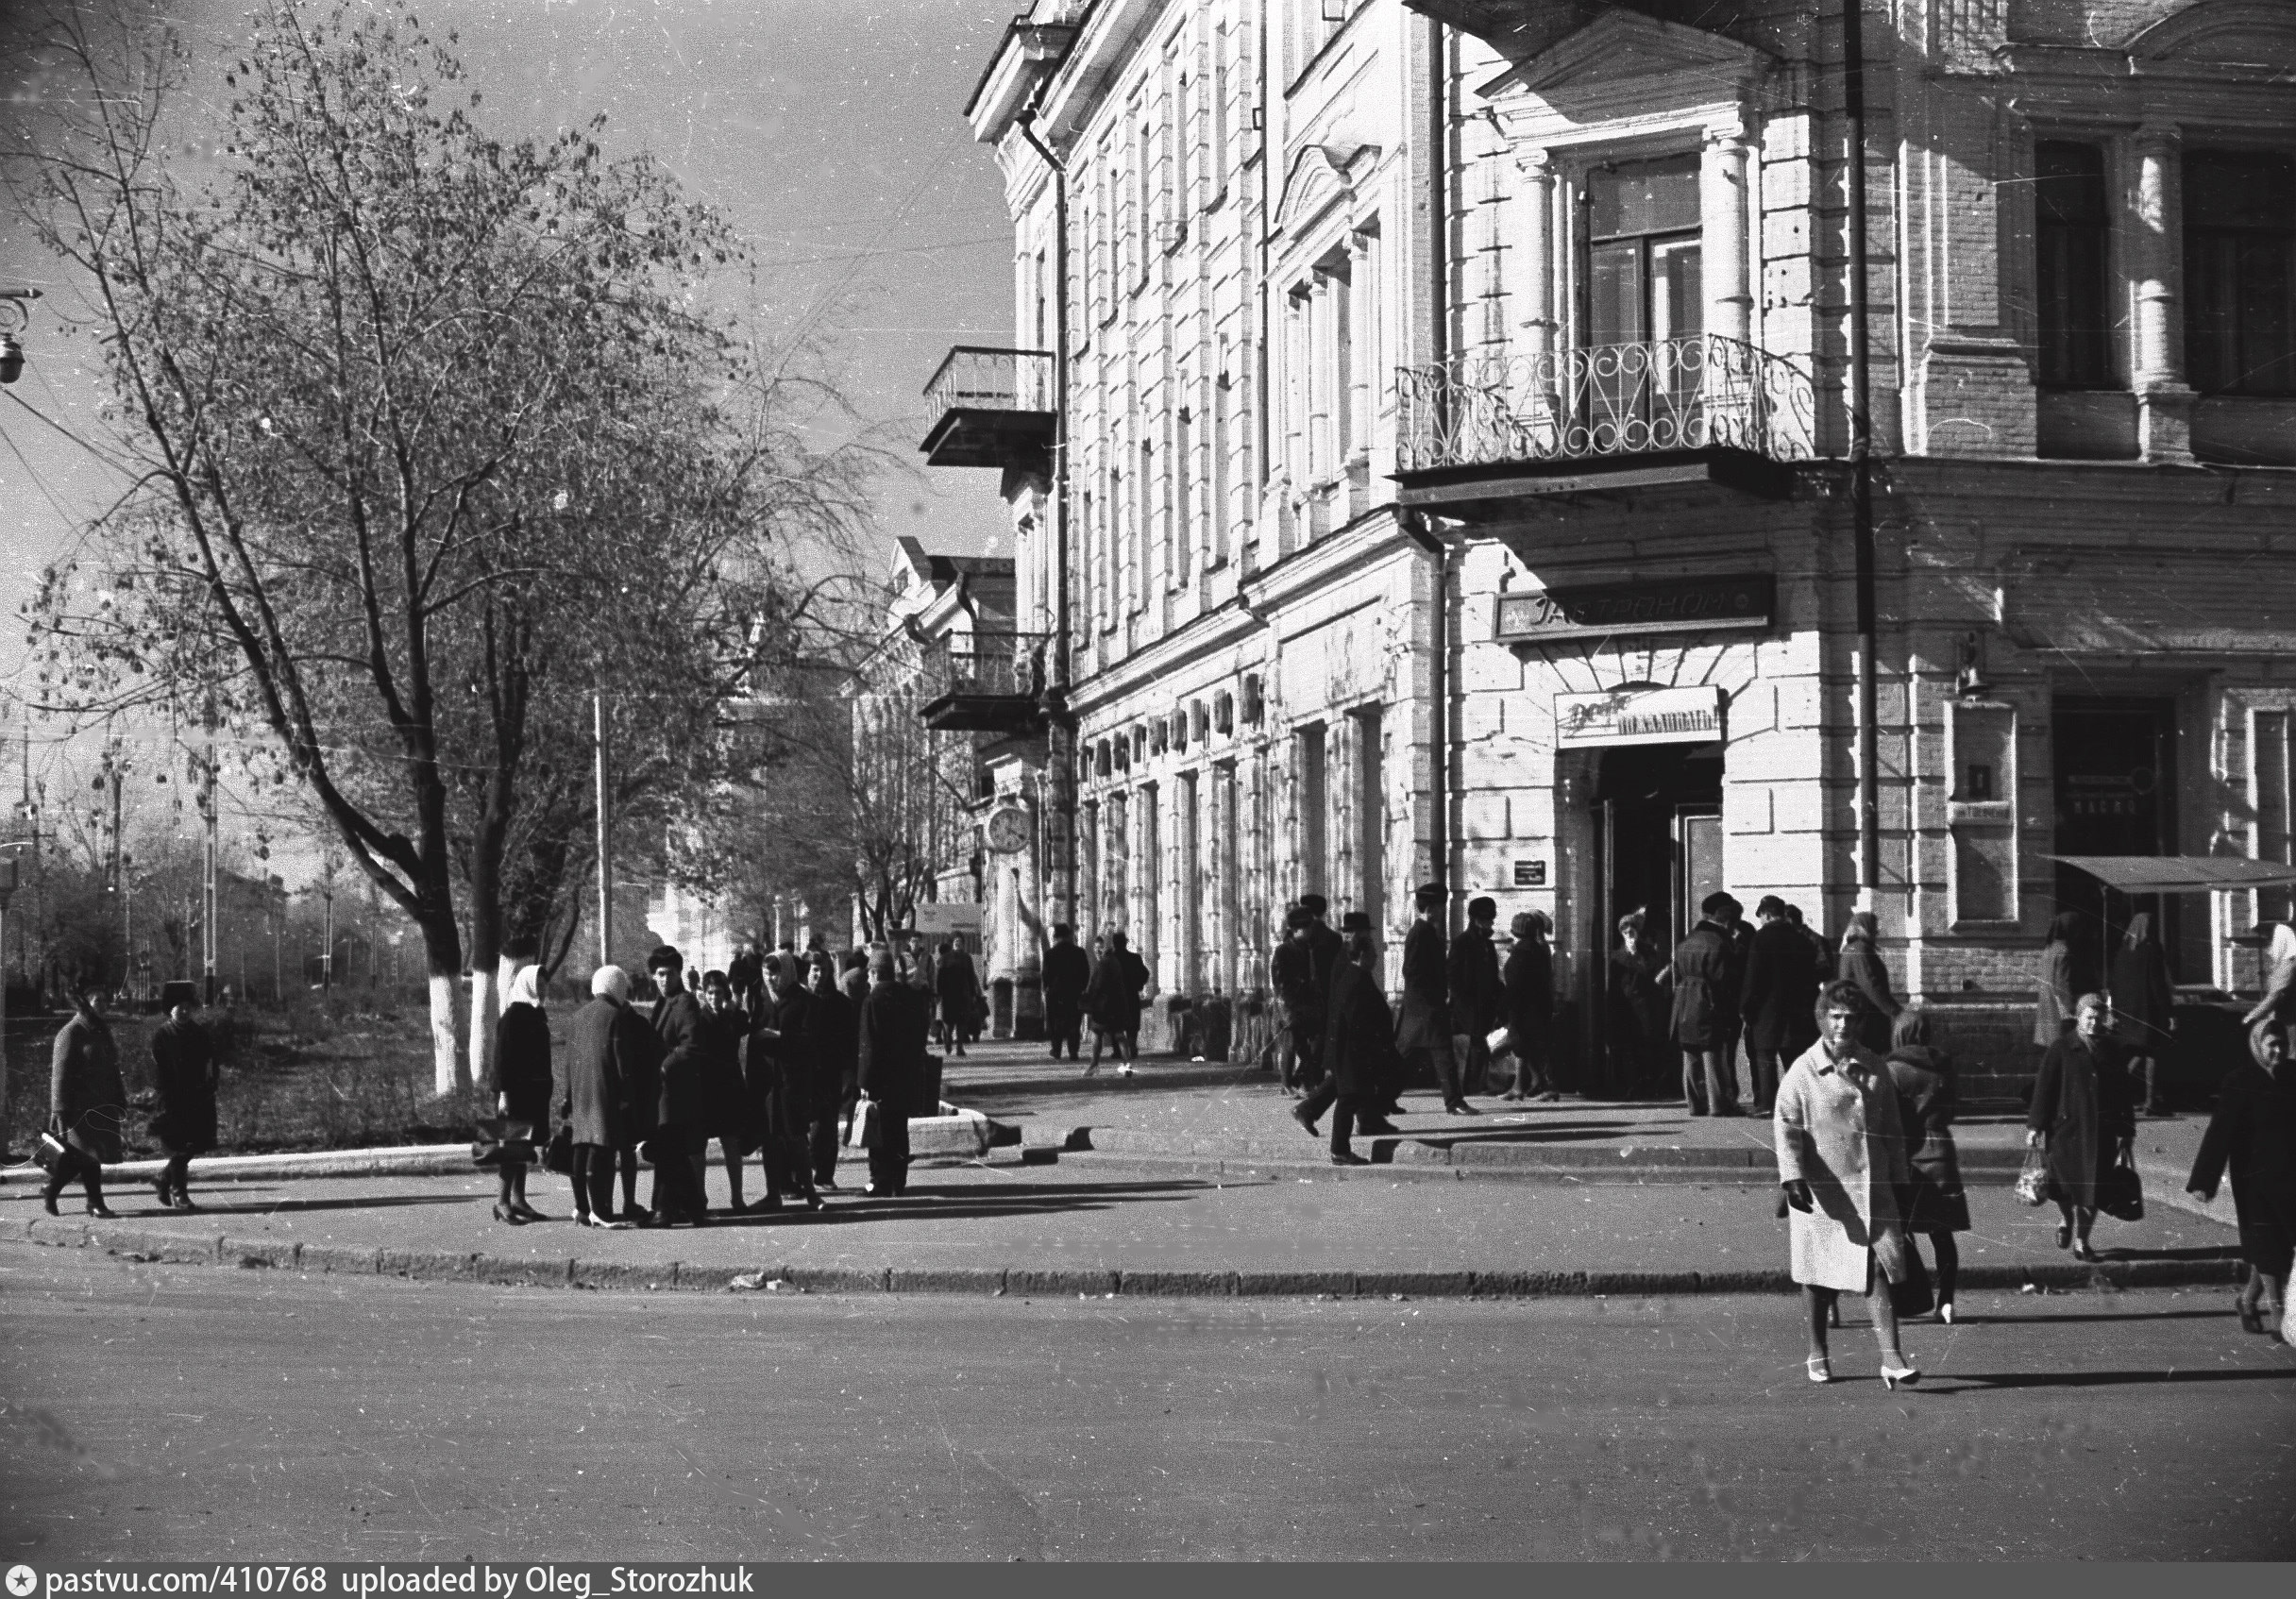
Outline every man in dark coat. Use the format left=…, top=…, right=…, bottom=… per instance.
left=1085, top=930, right=1148, bottom=1076
left=1740, top=895, right=1819, bottom=1114
left=856, top=951, right=927, bottom=1197
left=646, top=946, right=711, bottom=1224
left=1502, top=911, right=1557, bottom=1101
left=1448, top=896, right=1506, bottom=1098
left=557, top=966, right=660, bottom=1228
left=1398, top=884, right=1470, bottom=1114
left=1270, top=907, right=1323, bottom=1095
left=727, top=940, right=766, bottom=1021
left=1295, top=914, right=1402, bottom=1161
left=934, top=938, right=982, bottom=1056
left=1041, top=924, right=1091, bottom=1062
left=149, top=991, right=218, bottom=1210
left=806, top=953, right=860, bottom=1188
left=748, top=955, right=821, bottom=1211
left=1671, top=893, right=1745, bottom=1116
left=42, top=985, right=123, bottom=1218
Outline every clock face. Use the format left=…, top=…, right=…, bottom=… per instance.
left=988, top=806, right=1030, bottom=853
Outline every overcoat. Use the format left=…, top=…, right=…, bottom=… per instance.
left=934, top=949, right=982, bottom=1030
left=2033, top=942, right=2078, bottom=1046
left=1773, top=1039, right=1911, bottom=1292
left=1446, top=924, right=1505, bottom=1036
left=1393, top=919, right=1451, bottom=1055
left=2108, top=940, right=2175, bottom=1057
left=1882, top=1044, right=1969, bottom=1233
left=802, top=984, right=856, bottom=1107
left=857, top=982, right=927, bottom=1102
left=1270, top=939, right=1320, bottom=1018
left=2029, top=1031, right=2135, bottom=1208
left=693, top=1005, right=749, bottom=1152
left=651, top=990, right=710, bottom=1134
left=1305, top=922, right=1344, bottom=1003
left=755, top=987, right=814, bottom=1143
left=2186, top=1052, right=2296, bottom=1276
left=491, top=1003, right=553, bottom=1130
left=1086, top=947, right=1149, bottom=1035
left=1838, top=939, right=1900, bottom=1053
left=149, top=1013, right=219, bottom=1156
left=50, top=1010, right=127, bottom=1164
left=1322, top=958, right=1401, bottom=1096
left=1502, top=940, right=1553, bottom=1053
left=1740, top=918, right=1820, bottom=1055
left=557, top=997, right=660, bottom=1148
left=1041, top=943, right=1091, bottom=1027
left=1668, top=920, right=1740, bottom=1050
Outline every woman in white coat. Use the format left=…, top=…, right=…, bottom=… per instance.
left=1775, top=979, right=1920, bottom=1388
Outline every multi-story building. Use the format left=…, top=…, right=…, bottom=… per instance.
left=928, top=0, right=2296, bottom=1083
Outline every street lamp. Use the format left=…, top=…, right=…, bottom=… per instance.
left=0, top=288, right=40, bottom=385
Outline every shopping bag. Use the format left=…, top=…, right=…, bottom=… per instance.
left=2014, top=1144, right=2054, bottom=1206
left=1484, top=1026, right=1512, bottom=1059
left=845, top=1097, right=880, bottom=1151
left=542, top=1124, right=575, bottom=1176
left=470, top=1118, right=536, bottom=1168
left=33, top=1127, right=69, bottom=1173
left=1881, top=1232, right=1934, bottom=1319
left=2097, top=1153, right=2145, bottom=1222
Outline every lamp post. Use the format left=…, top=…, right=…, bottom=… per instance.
left=0, top=288, right=41, bottom=386
left=0, top=848, right=21, bottom=1168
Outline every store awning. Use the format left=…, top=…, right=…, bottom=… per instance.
left=2046, top=855, right=2296, bottom=893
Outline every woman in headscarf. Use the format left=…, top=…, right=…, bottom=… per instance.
left=1837, top=912, right=1900, bottom=1055
left=490, top=965, right=553, bottom=1224
left=2187, top=1019, right=2296, bottom=1345
left=2110, top=911, right=2176, bottom=1116
left=2034, top=911, right=2083, bottom=1046
left=2028, top=991, right=2136, bottom=1261
left=1882, top=1004, right=1968, bottom=1323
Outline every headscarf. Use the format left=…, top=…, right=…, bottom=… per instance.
left=2121, top=912, right=2154, bottom=950
left=506, top=965, right=543, bottom=1010
left=590, top=965, right=632, bottom=1003
left=1841, top=910, right=1879, bottom=951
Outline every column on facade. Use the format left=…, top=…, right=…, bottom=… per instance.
left=1347, top=230, right=1376, bottom=465
left=1078, top=797, right=1100, bottom=945
left=1104, top=789, right=1129, bottom=936
left=2130, top=122, right=2197, bottom=463
left=1307, top=273, right=1334, bottom=496
left=1700, top=126, right=1752, bottom=344
left=1515, top=146, right=1558, bottom=435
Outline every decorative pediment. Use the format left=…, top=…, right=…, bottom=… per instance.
left=1479, top=8, right=1772, bottom=101
left=2125, top=0, right=2296, bottom=71
left=1271, top=142, right=1380, bottom=240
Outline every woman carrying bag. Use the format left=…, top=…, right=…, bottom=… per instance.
left=43, top=985, right=125, bottom=1219
left=2186, top=1020, right=2296, bottom=1345
left=2028, top=992, right=2138, bottom=1261
left=1774, top=980, right=1921, bottom=1389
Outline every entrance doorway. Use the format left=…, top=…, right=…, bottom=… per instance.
left=1593, top=741, right=1724, bottom=1095
left=2052, top=697, right=2178, bottom=988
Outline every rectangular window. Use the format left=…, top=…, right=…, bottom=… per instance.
left=1137, top=781, right=1160, bottom=979
left=2034, top=141, right=2113, bottom=390
left=1297, top=723, right=1327, bottom=900
left=2186, top=150, right=2296, bottom=396
left=1586, top=154, right=1702, bottom=345
left=2259, top=710, right=2292, bottom=922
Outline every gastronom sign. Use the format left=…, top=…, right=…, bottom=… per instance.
left=1494, top=576, right=1773, bottom=644
left=1555, top=685, right=1725, bottom=748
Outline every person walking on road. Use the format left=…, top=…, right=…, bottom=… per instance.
left=1042, top=924, right=1090, bottom=1062
left=1882, top=1004, right=1968, bottom=1323
left=558, top=966, right=658, bottom=1229
left=489, top=965, right=552, bottom=1224
left=1671, top=893, right=1746, bottom=1117
left=2187, top=1018, right=2296, bottom=1344
left=1741, top=896, right=1819, bottom=1116
left=1837, top=912, right=1900, bottom=1054
left=42, top=985, right=123, bottom=1219
left=2034, top=912, right=2083, bottom=1046
left=1299, top=914, right=1403, bottom=1164
left=1501, top=911, right=1557, bottom=1102
left=1448, top=897, right=1506, bottom=1099
left=1398, top=884, right=1471, bottom=1116
left=2028, top=992, right=2136, bottom=1262
left=1270, top=907, right=1323, bottom=1096
left=2110, top=912, right=2176, bottom=1116
left=1775, top=980, right=1920, bottom=1389
left=148, top=989, right=218, bottom=1212
left=1085, top=930, right=1148, bottom=1077
left=857, top=951, right=926, bottom=1197
left=805, top=953, right=858, bottom=1190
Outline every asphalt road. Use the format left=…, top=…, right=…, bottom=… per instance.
left=2, top=1243, right=2290, bottom=1561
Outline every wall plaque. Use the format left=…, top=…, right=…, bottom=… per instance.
left=1555, top=685, right=1725, bottom=749
left=1495, top=575, right=1774, bottom=644
left=1512, top=860, right=1547, bottom=887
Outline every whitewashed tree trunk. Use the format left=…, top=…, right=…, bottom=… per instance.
left=467, top=966, right=500, bottom=1092
left=429, top=971, right=467, bottom=1097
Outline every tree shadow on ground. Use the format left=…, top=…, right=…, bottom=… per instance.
left=2098, top=1244, right=2242, bottom=1262
left=658, top=1179, right=1218, bottom=1231
left=120, top=1192, right=480, bottom=1217
left=1921, top=1367, right=2296, bottom=1391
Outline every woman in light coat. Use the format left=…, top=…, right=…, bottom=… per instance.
left=1775, top=979, right=1919, bottom=1388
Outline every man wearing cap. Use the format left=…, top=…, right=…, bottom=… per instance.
left=1448, top=896, right=1506, bottom=1099
left=1042, top=923, right=1091, bottom=1062
left=1270, top=907, right=1322, bottom=1095
left=1398, top=884, right=1474, bottom=1115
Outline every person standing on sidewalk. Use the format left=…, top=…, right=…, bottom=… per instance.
left=697, top=970, right=757, bottom=1214
left=1085, top=930, right=1148, bottom=1077
left=1502, top=911, right=1557, bottom=1102
left=1882, top=1004, right=1967, bottom=1323
left=1448, top=897, right=1506, bottom=1100
left=1301, top=914, right=1404, bottom=1164
left=805, top=952, right=858, bottom=1190
left=1671, top=894, right=1744, bottom=1117
left=1042, top=924, right=1091, bottom=1063
left=857, top=951, right=924, bottom=1197
left=2028, top=992, right=2136, bottom=1262
left=2243, top=922, right=2296, bottom=1032
left=489, top=965, right=552, bottom=1224
left=647, top=946, right=711, bottom=1225
left=1740, top=896, right=1818, bottom=1116
left=1300, top=894, right=1344, bottom=1074
left=1838, top=912, right=1900, bottom=1055
left=148, top=988, right=218, bottom=1211
left=1271, top=907, right=1322, bottom=1096
left=2110, top=912, right=2176, bottom=1116
left=1775, top=980, right=1920, bottom=1388
left=2187, top=1018, right=2296, bottom=1344
left=559, top=966, right=653, bottom=1229
left=1786, top=903, right=1833, bottom=982
left=1398, top=884, right=1472, bottom=1115
left=753, top=955, right=823, bottom=1213
left=42, top=985, right=123, bottom=1219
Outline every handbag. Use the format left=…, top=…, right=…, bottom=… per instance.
left=542, top=1124, right=575, bottom=1176
left=470, top=1118, right=536, bottom=1168
left=2014, top=1144, right=2054, bottom=1206
left=33, top=1127, right=69, bottom=1173
left=845, top=1096, right=880, bottom=1151
left=2097, top=1152, right=2145, bottom=1222
left=1882, top=1232, right=1934, bottom=1319
left=1484, top=1025, right=1512, bottom=1059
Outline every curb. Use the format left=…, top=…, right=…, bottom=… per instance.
left=0, top=1214, right=2243, bottom=1302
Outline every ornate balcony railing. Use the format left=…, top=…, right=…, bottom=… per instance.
left=1394, top=334, right=1816, bottom=476
left=919, top=629, right=1054, bottom=733
left=923, top=346, right=1055, bottom=417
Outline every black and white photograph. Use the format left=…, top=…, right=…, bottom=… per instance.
left=1, top=0, right=2293, bottom=1566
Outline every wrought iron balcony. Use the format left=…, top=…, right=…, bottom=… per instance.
left=920, top=346, right=1056, bottom=471
left=919, top=629, right=1054, bottom=734
left=1393, top=334, right=1817, bottom=516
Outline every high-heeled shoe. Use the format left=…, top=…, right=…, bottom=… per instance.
left=2237, top=1298, right=2265, bottom=1335
left=1805, top=1355, right=1832, bottom=1384
left=1936, top=1301, right=1954, bottom=1325
left=2071, top=1239, right=2098, bottom=1263
left=492, top=1202, right=526, bottom=1226
left=1880, top=1359, right=1921, bottom=1389
left=87, top=1200, right=117, bottom=1219
left=152, top=1178, right=175, bottom=1209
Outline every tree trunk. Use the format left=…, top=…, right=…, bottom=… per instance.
left=467, top=965, right=500, bottom=1091
left=428, top=969, right=464, bottom=1098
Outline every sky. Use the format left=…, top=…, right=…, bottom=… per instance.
left=0, top=0, right=1020, bottom=885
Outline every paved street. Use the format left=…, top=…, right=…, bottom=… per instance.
left=2, top=1241, right=2289, bottom=1561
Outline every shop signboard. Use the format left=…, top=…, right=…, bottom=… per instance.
left=1555, top=685, right=1725, bottom=749
left=1495, top=576, right=1773, bottom=645
left=911, top=901, right=985, bottom=935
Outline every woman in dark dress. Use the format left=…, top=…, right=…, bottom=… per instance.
left=2027, top=992, right=2136, bottom=1261
left=1883, top=1005, right=1969, bottom=1322
left=2187, top=1020, right=2296, bottom=1345
left=490, top=965, right=553, bottom=1223
left=149, top=992, right=218, bottom=1210
left=2109, top=912, right=2175, bottom=1115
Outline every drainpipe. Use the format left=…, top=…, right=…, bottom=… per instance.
left=1844, top=0, right=1881, bottom=906
left=1017, top=96, right=1076, bottom=927
left=1423, top=16, right=1450, bottom=905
